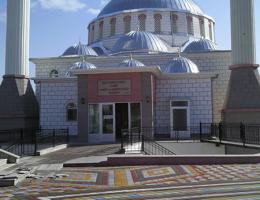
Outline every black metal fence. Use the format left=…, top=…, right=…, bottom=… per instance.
left=0, top=128, right=69, bottom=156
left=201, top=123, right=260, bottom=146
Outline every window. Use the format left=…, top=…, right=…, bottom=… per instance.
left=123, top=15, right=131, bottom=33
left=131, top=103, right=141, bottom=129
left=67, top=103, right=77, bottom=121
left=49, top=70, right=58, bottom=78
left=170, top=101, right=189, bottom=131
left=186, top=15, right=194, bottom=35
left=110, top=18, right=116, bottom=36
left=154, top=14, right=162, bottom=33
left=99, top=21, right=104, bottom=39
left=89, top=104, right=100, bottom=134
left=171, top=14, right=178, bottom=33
left=138, top=14, right=146, bottom=31
left=199, top=18, right=205, bottom=38
left=209, top=22, right=213, bottom=40
left=90, top=24, right=95, bottom=43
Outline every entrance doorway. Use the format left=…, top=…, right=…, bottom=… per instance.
left=115, top=103, right=129, bottom=139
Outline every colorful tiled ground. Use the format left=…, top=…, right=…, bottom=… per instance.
left=1, top=164, right=260, bottom=199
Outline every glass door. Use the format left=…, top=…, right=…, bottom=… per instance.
left=102, top=104, right=114, bottom=135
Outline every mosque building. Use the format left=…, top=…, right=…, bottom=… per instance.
left=31, top=0, right=232, bottom=143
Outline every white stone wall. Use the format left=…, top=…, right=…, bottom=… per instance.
left=88, top=11, right=215, bottom=47
left=39, top=80, right=78, bottom=135
left=155, top=78, right=213, bottom=127
left=33, top=51, right=231, bottom=123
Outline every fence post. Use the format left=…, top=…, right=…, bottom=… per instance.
left=199, top=122, right=202, bottom=142
left=52, top=129, right=55, bottom=147
left=240, top=122, right=246, bottom=147
left=34, top=129, right=38, bottom=156
left=141, top=134, right=144, bottom=152
left=66, top=128, right=70, bottom=144
left=218, top=122, right=223, bottom=143
left=20, top=129, right=24, bottom=156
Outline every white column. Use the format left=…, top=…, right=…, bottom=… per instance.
left=231, top=0, right=256, bottom=65
left=5, top=0, right=30, bottom=77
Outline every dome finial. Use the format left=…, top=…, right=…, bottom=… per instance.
left=177, top=46, right=181, bottom=57
left=130, top=53, right=133, bottom=60
left=136, top=24, right=140, bottom=32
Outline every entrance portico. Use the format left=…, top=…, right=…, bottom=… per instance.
left=76, top=67, right=159, bottom=143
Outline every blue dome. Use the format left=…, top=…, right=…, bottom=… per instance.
left=119, top=58, right=145, bottom=67
left=112, top=31, right=169, bottom=53
left=183, top=39, right=217, bottom=53
left=66, top=60, right=96, bottom=77
left=164, top=56, right=199, bottom=73
left=62, top=42, right=98, bottom=57
left=98, top=0, right=205, bottom=18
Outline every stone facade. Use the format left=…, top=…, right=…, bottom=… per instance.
left=32, top=51, right=231, bottom=123
left=155, top=77, right=213, bottom=127
left=39, top=79, right=78, bottom=135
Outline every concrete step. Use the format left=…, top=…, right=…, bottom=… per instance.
left=0, top=166, right=35, bottom=187
left=0, top=159, right=7, bottom=168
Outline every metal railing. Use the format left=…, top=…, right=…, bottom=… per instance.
left=0, top=128, right=69, bottom=156
left=121, top=128, right=175, bottom=155
left=200, top=123, right=260, bottom=147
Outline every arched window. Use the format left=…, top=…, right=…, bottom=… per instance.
left=209, top=22, right=213, bottom=40
left=154, top=14, right=162, bottom=33
left=91, top=24, right=95, bottom=43
left=110, top=18, right=116, bottom=36
left=123, top=15, right=131, bottom=33
left=49, top=70, right=58, bottom=78
left=199, top=18, right=205, bottom=38
left=138, top=14, right=146, bottom=31
left=67, top=103, right=77, bottom=121
left=98, top=21, right=104, bottom=40
left=186, top=15, right=194, bottom=35
left=171, top=14, right=178, bottom=33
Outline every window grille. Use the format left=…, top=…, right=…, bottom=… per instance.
left=154, top=14, right=162, bottom=33
left=110, top=18, right=116, bottom=36
left=123, top=15, right=131, bottom=33
left=67, top=103, right=77, bottom=121
left=171, top=14, right=178, bottom=33
left=49, top=70, right=58, bottom=78
left=199, top=18, right=205, bottom=38
left=99, top=21, right=104, bottom=39
left=187, top=15, right=194, bottom=35
left=209, top=22, right=213, bottom=40
left=138, top=14, right=146, bottom=31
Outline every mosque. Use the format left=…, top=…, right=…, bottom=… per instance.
left=1, top=0, right=257, bottom=145
left=29, top=0, right=233, bottom=143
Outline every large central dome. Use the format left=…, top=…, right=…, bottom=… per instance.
left=98, top=0, right=205, bottom=18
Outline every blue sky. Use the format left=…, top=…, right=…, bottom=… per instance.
left=0, top=0, right=259, bottom=79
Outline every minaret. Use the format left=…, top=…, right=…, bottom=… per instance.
left=223, top=0, right=260, bottom=123
left=0, top=0, right=38, bottom=130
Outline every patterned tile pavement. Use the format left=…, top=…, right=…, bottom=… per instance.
left=1, top=164, right=260, bottom=199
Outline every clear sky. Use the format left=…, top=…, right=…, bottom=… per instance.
left=0, top=0, right=259, bottom=79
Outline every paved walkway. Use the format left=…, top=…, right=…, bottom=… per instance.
left=1, top=164, right=260, bottom=199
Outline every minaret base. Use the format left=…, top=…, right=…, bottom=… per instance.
left=223, top=64, right=260, bottom=123
left=0, top=75, right=39, bottom=130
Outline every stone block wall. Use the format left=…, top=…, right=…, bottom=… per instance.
left=155, top=78, right=213, bottom=127
left=39, top=80, right=78, bottom=135
left=88, top=11, right=215, bottom=47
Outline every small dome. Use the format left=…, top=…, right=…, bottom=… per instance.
left=164, top=56, right=199, bottom=73
left=119, top=57, right=145, bottom=67
left=183, top=39, right=217, bottom=53
left=62, top=42, right=98, bottom=57
left=98, top=0, right=205, bottom=19
left=66, top=60, right=96, bottom=77
left=112, top=31, right=169, bottom=54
